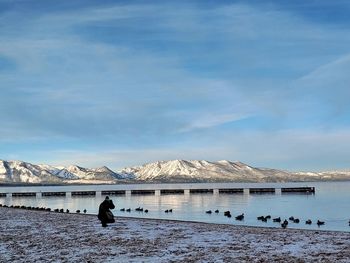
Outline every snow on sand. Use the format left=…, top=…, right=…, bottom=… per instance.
left=0, top=207, right=349, bottom=262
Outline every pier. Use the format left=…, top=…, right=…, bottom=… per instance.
left=101, top=190, right=126, bottom=196
left=1, top=186, right=315, bottom=198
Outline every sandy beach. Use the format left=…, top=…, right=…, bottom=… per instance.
left=0, top=207, right=349, bottom=263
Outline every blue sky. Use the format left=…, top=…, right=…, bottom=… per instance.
left=1, top=0, right=350, bottom=171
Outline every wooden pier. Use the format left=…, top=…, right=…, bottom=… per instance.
left=42, top=192, right=66, bottom=197
left=12, top=192, right=36, bottom=197
left=190, top=189, right=214, bottom=194
left=71, top=191, right=96, bottom=196
left=160, top=189, right=185, bottom=195
left=219, top=188, right=244, bottom=194
left=1, top=186, right=316, bottom=198
left=281, top=187, right=315, bottom=194
left=131, top=190, right=155, bottom=195
left=101, top=190, right=126, bottom=196
left=249, top=188, right=275, bottom=194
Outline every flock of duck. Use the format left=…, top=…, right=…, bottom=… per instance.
left=206, top=210, right=330, bottom=228
left=0, top=204, right=87, bottom=214
left=2, top=203, right=350, bottom=229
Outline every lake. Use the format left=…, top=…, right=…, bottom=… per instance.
left=1, top=181, right=349, bottom=232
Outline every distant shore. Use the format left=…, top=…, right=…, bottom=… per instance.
left=1, top=207, right=349, bottom=262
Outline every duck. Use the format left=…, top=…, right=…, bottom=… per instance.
left=126, top=208, right=131, bottom=212
left=224, top=211, right=231, bottom=218
left=165, top=209, right=169, bottom=213
left=289, top=216, right=294, bottom=221
left=169, top=209, right=173, bottom=213
left=281, top=220, right=288, bottom=228
left=305, top=219, right=312, bottom=225
left=317, top=220, right=325, bottom=226
left=261, top=216, right=268, bottom=222
left=120, top=208, right=125, bottom=212
left=235, top=213, right=244, bottom=221
left=215, top=210, right=219, bottom=213
left=265, top=215, right=271, bottom=219
left=293, top=218, right=300, bottom=223
left=206, top=210, right=212, bottom=214
left=281, top=219, right=288, bottom=228
left=257, top=216, right=265, bottom=221
left=144, top=209, right=148, bottom=213
left=273, top=217, right=281, bottom=223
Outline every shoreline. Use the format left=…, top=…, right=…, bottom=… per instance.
left=1, top=207, right=349, bottom=262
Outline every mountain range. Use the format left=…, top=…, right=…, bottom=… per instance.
left=1, top=159, right=350, bottom=184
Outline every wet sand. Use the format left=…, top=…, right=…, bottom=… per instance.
left=0, top=207, right=349, bottom=262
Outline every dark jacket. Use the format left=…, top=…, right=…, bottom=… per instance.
left=98, top=199, right=115, bottom=223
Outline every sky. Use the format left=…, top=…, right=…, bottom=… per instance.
left=1, top=0, right=350, bottom=171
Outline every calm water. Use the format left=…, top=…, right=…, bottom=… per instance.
left=1, top=182, right=349, bottom=232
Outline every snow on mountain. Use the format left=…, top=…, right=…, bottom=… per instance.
left=58, top=165, right=123, bottom=181
left=117, top=159, right=289, bottom=182
left=0, top=160, right=123, bottom=184
left=1, top=159, right=350, bottom=184
left=0, top=160, right=63, bottom=184
left=118, top=159, right=350, bottom=183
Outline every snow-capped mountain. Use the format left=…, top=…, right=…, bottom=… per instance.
left=0, top=160, right=63, bottom=184
left=0, top=160, right=124, bottom=184
left=1, top=159, right=350, bottom=184
left=118, top=160, right=291, bottom=182
left=118, top=160, right=350, bottom=182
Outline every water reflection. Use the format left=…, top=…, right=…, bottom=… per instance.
left=1, top=181, right=349, bottom=232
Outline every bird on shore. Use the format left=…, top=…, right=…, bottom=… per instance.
left=76, top=210, right=80, bottom=214
left=261, top=216, right=268, bottom=222
left=169, top=209, right=173, bottom=213
left=235, top=213, right=244, bottom=221
left=289, top=216, right=294, bottom=221
left=66, top=209, right=69, bottom=213
left=120, top=208, right=125, bottom=212
left=317, top=220, right=325, bottom=226
left=305, top=219, right=312, bottom=225
left=273, top=217, right=281, bottom=223
left=206, top=210, right=212, bottom=214
left=215, top=210, right=219, bottom=213
left=165, top=209, right=169, bottom=213
left=144, top=209, right=148, bottom=213
left=83, top=209, right=87, bottom=214
left=257, top=216, right=265, bottom=221
left=54, top=209, right=59, bottom=212
left=126, top=208, right=131, bottom=212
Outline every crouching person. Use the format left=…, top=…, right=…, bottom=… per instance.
left=98, top=196, right=115, bottom=227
